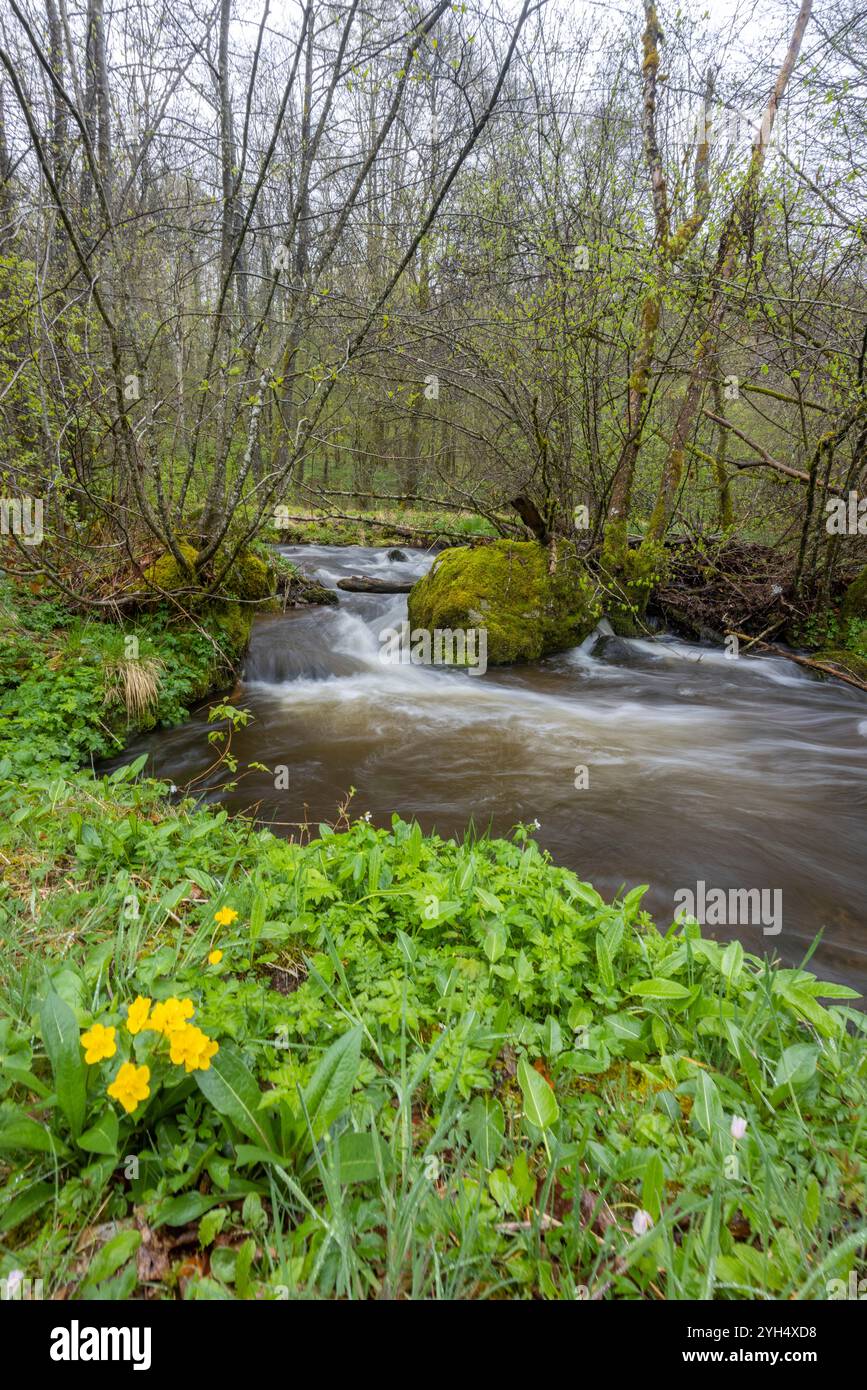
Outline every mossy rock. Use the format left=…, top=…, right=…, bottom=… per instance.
left=144, top=542, right=199, bottom=595
left=208, top=602, right=253, bottom=668
left=815, top=647, right=867, bottom=683
left=224, top=550, right=274, bottom=601
left=407, top=539, right=601, bottom=664
left=841, top=567, right=867, bottom=622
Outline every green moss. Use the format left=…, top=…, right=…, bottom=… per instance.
left=841, top=567, right=867, bottom=622
left=144, top=542, right=199, bottom=594
left=225, top=550, right=274, bottom=601
left=603, top=538, right=669, bottom=636
left=207, top=601, right=254, bottom=668
left=407, top=539, right=601, bottom=664
left=815, top=648, right=867, bottom=682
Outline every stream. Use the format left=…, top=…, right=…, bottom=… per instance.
left=118, top=543, right=867, bottom=994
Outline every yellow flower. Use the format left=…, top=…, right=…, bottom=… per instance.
left=80, top=1023, right=117, bottom=1065
left=126, top=995, right=152, bottom=1035
left=213, top=906, right=238, bottom=927
left=148, top=996, right=195, bottom=1036
left=208, top=949, right=223, bottom=965
left=107, top=1062, right=151, bottom=1115
left=169, top=1024, right=219, bottom=1073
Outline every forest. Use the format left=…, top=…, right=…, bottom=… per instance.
left=0, top=0, right=865, bottom=1325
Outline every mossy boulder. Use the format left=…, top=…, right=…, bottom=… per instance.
left=841, top=567, right=867, bottom=622
left=407, top=539, right=601, bottom=664
left=208, top=601, right=254, bottom=667
left=144, top=542, right=199, bottom=594
left=225, top=550, right=274, bottom=601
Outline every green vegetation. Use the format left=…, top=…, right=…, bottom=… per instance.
left=408, top=540, right=602, bottom=664
left=0, top=583, right=251, bottom=772
left=0, top=0, right=864, bottom=1313
left=1, top=760, right=864, bottom=1300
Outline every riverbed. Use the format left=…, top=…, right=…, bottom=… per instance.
left=119, top=543, right=867, bottom=993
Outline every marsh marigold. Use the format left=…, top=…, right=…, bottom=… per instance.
left=126, top=995, right=152, bottom=1035
left=149, top=997, right=194, bottom=1036
left=80, top=1023, right=117, bottom=1064
left=107, top=1062, right=151, bottom=1115
left=169, top=1024, right=219, bottom=1073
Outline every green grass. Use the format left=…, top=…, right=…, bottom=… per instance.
left=0, top=760, right=864, bottom=1300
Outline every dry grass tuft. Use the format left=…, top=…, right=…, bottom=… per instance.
left=103, top=655, right=165, bottom=720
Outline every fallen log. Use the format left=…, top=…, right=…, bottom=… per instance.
left=336, top=575, right=415, bottom=593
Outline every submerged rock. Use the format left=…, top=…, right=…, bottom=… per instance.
left=407, top=538, right=601, bottom=664
left=386, top=547, right=409, bottom=562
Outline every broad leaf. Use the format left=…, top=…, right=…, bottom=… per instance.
left=517, top=1055, right=559, bottom=1131
left=40, top=991, right=86, bottom=1139
left=196, top=1042, right=276, bottom=1150
left=467, top=1094, right=505, bottom=1170
left=300, top=1026, right=362, bottom=1143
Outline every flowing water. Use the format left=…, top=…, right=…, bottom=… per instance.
left=118, top=543, right=867, bottom=993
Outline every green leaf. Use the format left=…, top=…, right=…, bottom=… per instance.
left=249, top=888, right=267, bottom=954
left=569, top=880, right=603, bottom=909
left=198, top=1207, right=228, bottom=1246
left=774, top=1044, right=819, bottom=1089
left=334, top=1130, right=394, bottom=1184
left=301, top=1027, right=362, bottom=1143
left=78, top=1107, right=119, bottom=1156
left=234, top=1144, right=292, bottom=1171
left=692, top=1071, right=723, bottom=1138
left=0, top=1181, right=54, bottom=1235
left=40, top=991, right=86, bottom=1139
left=235, top=1237, right=256, bottom=1298
left=151, top=1191, right=226, bottom=1228
left=483, top=921, right=507, bottom=963
left=85, top=1229, right=141, bottom=1287
left=778, top=986, right=842, bottom=1038
left=540, top=1015, right=563, bottom=1058
left=195, top=1042, right=276, bottom=1150
left=596, top=933, right=614, bottom=988
left=0, top=1114, right=70, bottom=1156
left=517, top=1055, right=559, bottom=1131
left=467, top=1094, right=505, bottom=1170
left=489, top=1168, right=519, bottom=1213
left=721, top=939, right=744, bottom=984
left=630, top=978, right=692, bottom=1000
left=395, top=929, right=417, bottom=967
left=642, top=1151, right=665, bottom=1220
